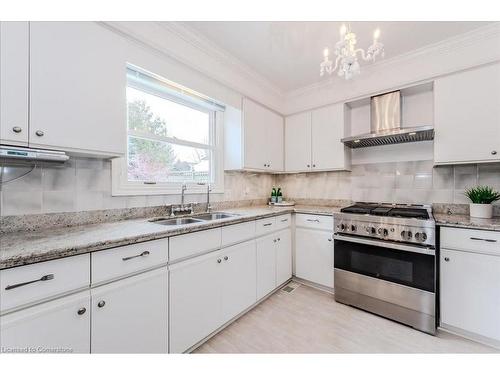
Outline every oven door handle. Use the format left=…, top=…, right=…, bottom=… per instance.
left=333, top=234, right=435, bottom=256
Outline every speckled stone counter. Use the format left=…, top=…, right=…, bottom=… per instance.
left=434, top=213, right=500, bottom=232
left=0, top=205, right=342, bottom=270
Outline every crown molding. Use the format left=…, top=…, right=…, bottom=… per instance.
left=101, top=21, right=285, bottom=112
left=286, top=22, right=500, bottom=100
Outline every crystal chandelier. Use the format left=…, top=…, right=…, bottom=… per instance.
left=320, top=24, right=385, bottom=80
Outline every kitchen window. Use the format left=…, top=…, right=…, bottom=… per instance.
left=112, top=66, right=225, bottom=196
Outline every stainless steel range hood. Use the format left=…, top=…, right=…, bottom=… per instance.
left=342, top=91, right=434, bottom=148
left=0, top=145, right=69, bottom=163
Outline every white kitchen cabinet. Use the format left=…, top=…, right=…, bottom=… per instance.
left=170, top=240, right=257, bottom=353
left=90, top=267, right=168, bottom=353
left=295, top=216, right=334, bottom=288
left=225, top=98, right=284, bottom=172
left=434, top=63, right=500, bottom=165
left=276, top=229, right=292, bottom=286
left=29, top=22, right=127, bottom=156
left=285, top=112, right=312, bottom=172
left=284, top=103, right=350, bottom=173
left=220, top=240, right=257, bottom=323
left=311, top=104, right=350, bottom=171
left=0, top=21, right=29, bottom=146
left=0, top=291, right=91, bottom=353
left=256, top=234, right=277, bottom=300
left=440, top=247, right=500, bottom=345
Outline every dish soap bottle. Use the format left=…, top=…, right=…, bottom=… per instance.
left=277, top=187, right=283, bottom=204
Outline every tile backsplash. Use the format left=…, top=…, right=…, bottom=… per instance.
left=1, top=157, right=500, bottom=216
left=276, top=160, right=500, bottom=207
left=0, top=158, right=276, bottom=216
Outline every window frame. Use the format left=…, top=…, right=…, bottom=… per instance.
left=112, top=67, right=224, bottom=196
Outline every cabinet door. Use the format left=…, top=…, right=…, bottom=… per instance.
left=220, top=240, right=257, bottom=323
left=266, top=109, right=284, bottom=172
left=0, top=291, right=90, bottom=353
left=243, top=98, right=269, bottom=170
left=434, top=63, right=500, bottom=164
left=0, top=22, right=29, bottom=146
left=440, top=249, right=500, bottom=341
left=29, top=22, right=127, bottom=156
left=295, top=228, right=334, bottom=288
left=169, top=250, right=223, bottom=353
left=285, top=112, right=311, bottom=172
left=91, top=268, right=168, bottom=353
left=312, top=103, right=348, bottom=170
left=256, top=234, right=277, bottom=300
left=276, top=229, right=292, bottom=286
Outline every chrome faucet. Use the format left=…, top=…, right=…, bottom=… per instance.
left=181, top=183, right=187, bottom=209
left=198, top=182, right=212, bottom=213
left=170, top=183, right=194, bottom=216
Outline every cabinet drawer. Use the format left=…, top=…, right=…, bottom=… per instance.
left=275, top=214, right=292, bottom=230
left=295, top=214, right=333, bottom=231
left=0, top=254, right=90, bottom=313
left=91, top=239, right=168, bottom=285
left=441, top=227, right=500, bottom=256
left=256, top=217, right=277, bottom=236
left=221, top=221, right=256, bottom=247
left=169, top=228, right=221, bottom=262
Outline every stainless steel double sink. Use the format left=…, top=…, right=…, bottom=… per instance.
left=150, top=212, right=238, bottom=226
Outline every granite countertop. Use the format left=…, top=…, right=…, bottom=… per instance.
left=434, top=213, right=500, bottom=232
left=0, top=205, right=341, bottom=270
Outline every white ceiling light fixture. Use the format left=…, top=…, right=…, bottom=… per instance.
left=320, top=23, right=385, bottom=80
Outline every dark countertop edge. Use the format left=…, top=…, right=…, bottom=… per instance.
left=1, top=207, right=339, bottom=270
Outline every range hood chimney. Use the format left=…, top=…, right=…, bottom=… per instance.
left=342, top=90, right=434, bottom=148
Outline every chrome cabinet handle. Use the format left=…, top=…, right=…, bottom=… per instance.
left=122, top=250, right=150, bottom=261
left=12, top=126, right=22, bottom=133
left=35, top=130, right=44, bottom=137
left=444, top=257, right=450, bottom=262
left=5, top=274, right=54, bottom=290
left=217, top=259, right=222, bottom=264
left=263, top=223, right=272, bottom=227
left=470, top=237, right=497, bottom=243
left=223, top=256, right=229, bottom=261
left=281, top=218, right=288, bottom=222
left=306, top=219, right=320, bottom=223
left=97, top=300, right=106, bottom=308
left=492, top=151, right=497, bottom=155
left=77, top=307, right=87, bottom=315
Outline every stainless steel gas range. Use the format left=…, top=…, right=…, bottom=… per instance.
left=333, top=202, right=437, bottom=335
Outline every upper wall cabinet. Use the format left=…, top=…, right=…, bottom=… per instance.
left=224, top=98, right=284, bottom=172
left=285, top=103, right=350, bottom=172
left=0, top=22, right=29, bottom=146
left=29, top=22, right=127, bottom=156
left=434, top=63, right=500, bottom=165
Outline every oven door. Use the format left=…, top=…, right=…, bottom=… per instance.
left=334, top=234, right=435, bottom=292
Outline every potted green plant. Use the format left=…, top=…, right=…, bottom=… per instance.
left=464, top=186, right=500, bottom=219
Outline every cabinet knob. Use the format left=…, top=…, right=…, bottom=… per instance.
left=77, top=307, right=86, bottom=315
left=492, top=150, right=497, bottom=155
left=444, top=257, right=450, bottom=262
left=307, top=164, right=310, bottom=168
left=328, top=238, right=333, bottom=242
left=97, top=300, right=106, bottom=308
left=35, top=130, right=44, bottom=137
left=12, top=126, right=22, bottom=133
left=277, top=238, right=280, bottom=241
left=223, top=256, right=229, bottom=261
left=217, top=259, right=222, bottom=263
left=273, top=239, right=277, bottom=243
left=312, top=164, right=316, bottom=167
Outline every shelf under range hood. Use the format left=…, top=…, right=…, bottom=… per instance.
left=342, top=90, right=434, bottom=149
left=342, top=125, right=435, bottom=149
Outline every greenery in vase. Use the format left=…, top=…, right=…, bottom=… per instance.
left=464, top=186, right=500, bottom=204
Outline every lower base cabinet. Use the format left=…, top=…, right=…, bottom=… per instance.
left=295, top=227, right=334, bottom=288
left=169, top=240, right=257, bottom=353
left=440, top=248, right=500, bottom=343
left=0, top=291, right=91, bottom=353
left=256, top=229, right=292, bottom=300
left=91, top=267, right=168, bottom=353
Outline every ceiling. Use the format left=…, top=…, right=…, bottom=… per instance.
left=182, top=21, right=494, bottom=92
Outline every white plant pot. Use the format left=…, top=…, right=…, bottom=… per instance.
left=469, top=203, right=493, bottom=219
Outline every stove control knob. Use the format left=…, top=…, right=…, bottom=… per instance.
left=351, top=225, right=357, bottom=232
left=340, top=224, right=346, bottom=231
left=401, top=230, right=413, bottom=240
left=383, top=228, right=389, bottom=237
left=365, top=226, right=370, bottom=233
left=377, top=228, right=383, bottom=235
left=371, top=227, right=377, bottom=235
left=415, top=232, right=427, bottom=242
